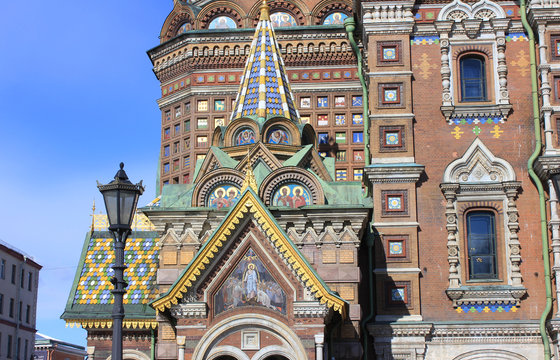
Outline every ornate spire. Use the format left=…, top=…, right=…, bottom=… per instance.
left=230, top=0, right=299, bottom=123
left=241, top=150, right=258, bottom=192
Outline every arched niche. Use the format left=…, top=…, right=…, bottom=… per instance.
left=196, top=2, right=245, bottom=29
left=249, top=0, right=309, bottom=27
left=259, top=167, right=325, bottom=206
left=223, top=119, right=260, bottom=147
left=212, top=126, right=226, bottom=147
left=192, top=169, right=245, bottom=207
left=262, top=117, right=301, bottom=146
left=160, top=7, right=197, bottom=42
left=311, top=0, right=352, bottom=25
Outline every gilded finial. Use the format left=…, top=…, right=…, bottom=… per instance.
left=91, top=199, right=96, bottom=232
left=241, top=149, right=258, bottom=192
left=259, top=0, right=270, bottom=21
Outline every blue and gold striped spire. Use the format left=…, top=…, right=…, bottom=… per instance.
left=230, top=0, right=299, bottom=123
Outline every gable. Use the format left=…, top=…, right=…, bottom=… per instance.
left=151, top=189, right=346, bottom=314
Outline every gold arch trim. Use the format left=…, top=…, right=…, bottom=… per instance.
left=64, top=319, right=158, bottom=330
left=151, top=190, right=346, bottom=314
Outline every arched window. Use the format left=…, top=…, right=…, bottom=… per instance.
left=460, top=55, right=487, bottom=102
left=466, top=210, right=497, bottom=280
left=208, top=16, right=236, bottom=29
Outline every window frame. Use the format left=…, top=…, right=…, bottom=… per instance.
left=459, top=53, right=488, bottom=102
left=465, top=209, right=499, bottom=281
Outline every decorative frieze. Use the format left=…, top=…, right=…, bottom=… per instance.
left=170, top=302, right=208, bottom=318
left=293, top=301, right=329, bottom=317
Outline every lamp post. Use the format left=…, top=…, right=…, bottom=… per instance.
left=97, top=163, right=144, bottom=360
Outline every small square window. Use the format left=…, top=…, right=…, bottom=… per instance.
left=165, top=111, right=171, bottom=122
left=174, top=124, right=181, bottom=135
left=164, top=128, right=171, bottom=140
left=300, top=97, right=311, bottom=108
left=377, top=41, right=402, bottom=66
left=300, top=115, right=310, bottom=124
left=317, top=96, right=328, bottom=108
left=352, top=96, right=363, bottom=107
left=336, top=150, right=346, bottom=162
left=214, top=99, right=225, bottom=111
left=552, top=35, right=560, bottom=60
left=175, top=106, right=181, bottom=118
left=335, top=132, right=346, bottom=144
left=164, top=146, right=170, bottom=157
left=185, top=102, right=191, bottom=113
left=353, top=168, right=363, bottom=180
left=173, top=142, right=180, bottom=153
left=197, top=136, right=208, bottom=146
left=352, top=114, right=363, bottom=125
left=184, top=156, right=190, bottom=168
left=197, top=100, right=208, bottom=112
left=173, top=159, right=180, bottom=171
left=318, top=115, right=328, bottom=126
left=184, top=138, right=190, bottom=148
left=335, top=96, right=345, bottom=107
left=381, top=190, right=408, bottom=216
left=183, top=174, right=190, bottom=184
left=197, top=118, right=208, bottom=129
left=164, top=163, right=170, bottom=173
left=184, top=120, right=190, bottom=131
left=336, top=169, right=347, bottom=181
left=335, top=114, right=346, bottom=126
left=353, top=132, right=363, bottom=143
left=353, top=150, right=364, bottom=162
left=214, top=118, right=225, bottom=128
left=318, top=133, right=329, bottom=145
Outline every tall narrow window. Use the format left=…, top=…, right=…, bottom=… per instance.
left=0, top=259, right=5, bottom=279
left=466, top=211, right=497, bottom=280
left=460, top=55, right=487, bottom=102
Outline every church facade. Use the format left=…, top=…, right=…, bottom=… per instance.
left=62, top=0, right=560, bottom=359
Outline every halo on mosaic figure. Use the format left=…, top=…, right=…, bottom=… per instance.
left=322, top=11, right=348, bottom=24
left=208, top=15, right=236, bottom=29
left=192, top=169, right=245, bottom=207
left=267, top=127, right=290, bottom=145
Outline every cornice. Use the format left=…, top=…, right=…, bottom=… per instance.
left=364, top=163, right=425, bottom=183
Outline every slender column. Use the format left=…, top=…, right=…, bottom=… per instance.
left=548, top=180, right=560, bottom=317
left=177, top=336, right=186, bottom=360
left=314, top=334, right=324, bottom=360
left=112, top=230, right=129, bottom=360
left=538, top=25, right=555, bottom=154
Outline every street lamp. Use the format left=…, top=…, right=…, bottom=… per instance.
left=97, top=162, right=144, bottom=360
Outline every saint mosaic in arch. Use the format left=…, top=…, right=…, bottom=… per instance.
left=270, top=12, right=297, bottom=28
left=272, top=183, right=311, bottom=208
left=177, top=22, right=192, bottom=35
left=267, top=128, right=289, bottom=145
left=235, top=128, right=256, bottom=145
left=209, top=16, right=236, bottom=29
left=323, top=12, right=348, bottom=25
left=214, top=248, right=287, bottom=315
left=207, top=184, right=240, bottom=209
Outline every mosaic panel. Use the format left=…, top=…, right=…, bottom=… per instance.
left=323, top=12, right=348, bottom=25
left=386, top=131, right=400, bottom=146
left=353, top=169, right=363, bottom=180
left=235, top=128, right=256, bottom=145
left=207, top=184, right=240, bottom=209
left=388, top=240, right=404, bottom=256
left=383, top=88, right=399, bottom=103
left=353, top=132, right=363, bottom=143
left=267, top=128, right=290, bottom=145
left=214, top=248, right=286, bottom=315
left=270, top=12, right=297, bottom=28
left=455, top=303, right=518, bottom=313
left=410, top=36, right=440, bottom=45
left=352, top=96, right=362, bottom=107
left=352, top=114, right=363, bottom=125
left=318, top=133, right=329, bottom=144
left=318, top=115, right=328, bottom=126
left=272, top=183, right=311, bottom=208
left=335, top=96, right=345, bottom=107
left=209, top=16, right=236, bottom=29
left=73, top=237, right=159, bottom=305
left=336, top=169, right=347, bottom=181
left=300, top=97, right=311, bottom=108
left=335, top=114, right=346, bottom=125
left=177, top=22, right=192, bottom=35
left=383, top=47, right=397, bottom=60
left=317, top=97, right=328, bottom=108
left=214, top=100, right=225, bottom=111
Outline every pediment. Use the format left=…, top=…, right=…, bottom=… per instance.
left=235, top=142, right=283, bottom=174
left=151, top=189, right=346, bottom=314
left=194, top=147, right=239, bottom=184
left=284, top=145, right=333, bottom=182
left=443, top=138, right=516, bottom=183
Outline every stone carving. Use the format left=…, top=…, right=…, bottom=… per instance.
left=438, top=0, right=506, bottom=22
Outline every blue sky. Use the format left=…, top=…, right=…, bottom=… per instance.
left=0, top=1, right=171, bottom=347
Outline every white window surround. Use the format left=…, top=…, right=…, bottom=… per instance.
left=440, top=138, right=526, bottom=306
left=436, top=0, right=512, bottom=123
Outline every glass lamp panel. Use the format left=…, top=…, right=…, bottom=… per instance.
left=102, top=190, right=119, bottom=227
left=119, top=190, right=139, bottom=227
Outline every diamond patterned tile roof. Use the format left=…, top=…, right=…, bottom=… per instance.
left=230, top=1, right=299, bottom=123
left=73, top=235, right=159, bottom=306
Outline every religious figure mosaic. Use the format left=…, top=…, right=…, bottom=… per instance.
left=267, top=128, right=289, bottom=145
left=209, top=16, right=236, bottom=29
left=323, top=12, right=348, bottom=25
left=207, top=184, right=240, bottom=209
left=235, top=128, right=256, bottom=145
left=270, top=12, right=297, bottom=27
left=272, top=184, right=311, bottom=208
left=214, top=248, right=287, bottom=315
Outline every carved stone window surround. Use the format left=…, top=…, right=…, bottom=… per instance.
left=440, top=139, right=526, bottom=306
left=435, top=0, right=512, bottom=123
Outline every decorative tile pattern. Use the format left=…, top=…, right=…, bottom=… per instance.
left=455, top=303, right=518, bottom=314
left=335, top=96, right=345, bottom=107
left=377, top=41, right=402, bottom=65
left=379, top=83, right=403, bottom=107
left=380, top=126, right=405, bottom=152
left=386, top=281, right=411, bottom=307
left=335, top=114, right=345, bottom=125
left=318, top=115, right=328, bottom=126
left=335, top=132, right=346, bottom=144
left=300, top=97, right=311, bottom=108
left=506, top=32, right=528, bottom=42
left=318, top=133, right=329, bottom=144
left=353, top=132, right=363, bottom=143
left=389, top=241, right=404, bottom=256
left=318, top=96, right=328, bottom=108
left=73, top=236, right=159, bottom=305
left=381, top=190, right=408, bottom=216
left=336, top=169, right=347, bottom=181
left=383, top=88, right=399, bottom=103
left=214, top=100, right=225, bottom=111
left=352, top=114, right=363, bottom=125
left=352, top=96, right=363, bottom=107
left=353, top=169, right=363, bottom=180
left=197, top=100, right=208, bottom=112
left=387, top=196, right=402, bottom=210
left=411, top=36, right=440, bottom=45
left=230, top=13, right=299, bottom=122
